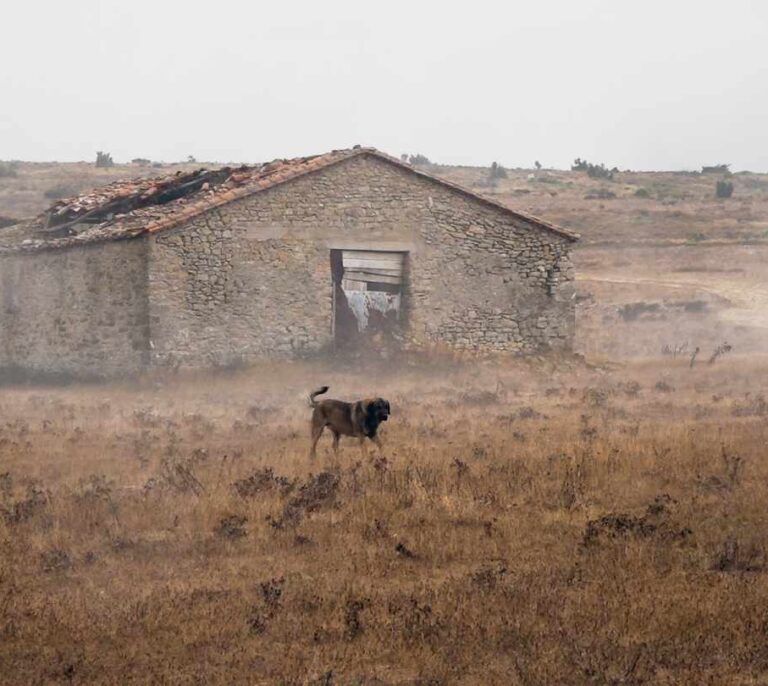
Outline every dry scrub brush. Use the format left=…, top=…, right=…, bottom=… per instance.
left=1, top=357, right=768, bottom=684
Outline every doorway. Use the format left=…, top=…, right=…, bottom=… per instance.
left=330, top=249, right=406, bottom=347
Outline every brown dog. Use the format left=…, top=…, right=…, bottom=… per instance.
left=308, top=386, right=390, bottom=458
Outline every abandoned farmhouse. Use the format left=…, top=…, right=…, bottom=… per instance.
left=0, top=147, right=578, bottom=378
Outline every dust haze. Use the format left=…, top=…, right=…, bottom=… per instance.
left=1, top=0, right=767, bottom=170
left=2, top=2, right=768, bottom=684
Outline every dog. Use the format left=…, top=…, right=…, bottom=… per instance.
left=308, top=386, right=390, bottom=458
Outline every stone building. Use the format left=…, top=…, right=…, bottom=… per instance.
left=0, top=147, right=578, bottom=379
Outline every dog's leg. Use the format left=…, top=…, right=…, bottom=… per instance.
left=358, top=436, right=367, bottom=458
left=331, top=430, right=340, bottom=456
left=370, top=434, right=383, bottom=454
left=309, top=422, right=324, bottom=459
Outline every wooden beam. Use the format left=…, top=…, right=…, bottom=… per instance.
left=343, top=271, right=402, bottom=285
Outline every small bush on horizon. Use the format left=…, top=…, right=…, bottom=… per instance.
left=716, top=180, right=734, bottom=199
left=407, top=153, right=432, bottom=167
left=571, top=158, right=618, bottom=180
left=0, top=161, right=19, bottom=178
left=489, top=161, right=507, bottom=181
left=703, top=163, right=730, bottom=175
left=95, top=151, right=114, bottom=168
left=584, top=188, right=617, bottom=200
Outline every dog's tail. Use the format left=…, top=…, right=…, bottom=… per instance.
left=309, top=386, right=330, bottom=407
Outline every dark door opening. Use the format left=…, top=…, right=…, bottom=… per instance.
left=330, top=249, right=406, bottom=348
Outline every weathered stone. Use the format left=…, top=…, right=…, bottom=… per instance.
left=0, top=154, right=575, bottom=377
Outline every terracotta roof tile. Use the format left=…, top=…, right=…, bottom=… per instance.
left=0, top=147, right=578, bottom=253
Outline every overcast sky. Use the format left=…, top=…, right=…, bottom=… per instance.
left=1, top=0, right=766, bottom=170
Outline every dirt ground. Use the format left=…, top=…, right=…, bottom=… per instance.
left=573, top=243, right=768, bottom=358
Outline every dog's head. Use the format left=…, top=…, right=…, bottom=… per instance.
left=362, top=397, right=390, bottom=434
left=369, top=398, right=390, bottom=422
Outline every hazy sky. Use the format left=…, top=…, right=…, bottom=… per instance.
left=1, top=0, right=766, bottom=170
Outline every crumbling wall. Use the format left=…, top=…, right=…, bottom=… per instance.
left=0, top=241, right=149, bottom=380
left=147, top=153, right=574, bottom=367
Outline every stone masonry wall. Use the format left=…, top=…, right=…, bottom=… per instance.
left=0, top=240, right=149, bottom=379
left=148, top=153, right=574, bottom=367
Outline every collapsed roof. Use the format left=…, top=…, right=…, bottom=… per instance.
left=0, top=147, right=578, bottom=253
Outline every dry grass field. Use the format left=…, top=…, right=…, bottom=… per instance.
left=0, top=161, right=199, bottom=222
left=438, top=164, right=768, bottom=246
left=2, top=355, right=768, bottom=684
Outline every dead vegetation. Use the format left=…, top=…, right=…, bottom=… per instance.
left=1, top=356, right=768, bottom=683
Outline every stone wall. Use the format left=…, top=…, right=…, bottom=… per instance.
left=0, top=240, right=149, bottom=379
left=148, top=153, right=575, bottom=367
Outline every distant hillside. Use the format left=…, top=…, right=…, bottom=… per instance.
left=0, top=161, right=205, bottom=226
left=430, top=164, right=768, bottom=245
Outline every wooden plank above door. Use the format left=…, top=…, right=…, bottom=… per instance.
left=343, top=271, right=402, bottom=285
left=342, top=250, right=404, bottom=284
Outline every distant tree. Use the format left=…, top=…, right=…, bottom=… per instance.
left=95, top=151, right=114, bottom=168
left=131, top=158, right=151, bottom=165
left=716, top=180, right=734, bottom=198
left=571, top=157, right=616, bottom=180
left=702, top=164, right=730, bottom=175
left=408, top=153, right=431, bottom=167
left=400, top=154, right=409, bottom=163
left=187, top=155, right=197, bottom=163
left=534, top=160, right=542, bottom=170
left=0, top=161, right=19, bottom=178
left=489, top=161, right=508, bottom=181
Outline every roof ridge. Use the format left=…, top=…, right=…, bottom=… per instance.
left=359, top=149, right=579, bottom=241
